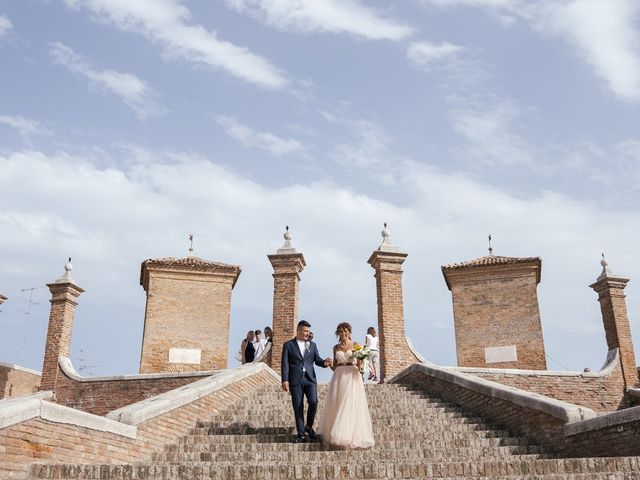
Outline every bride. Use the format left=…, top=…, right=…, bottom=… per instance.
left=318, top=322, right=375, bottom=448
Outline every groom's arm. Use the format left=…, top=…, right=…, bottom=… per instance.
left=313, top=344, right=330, bottom=368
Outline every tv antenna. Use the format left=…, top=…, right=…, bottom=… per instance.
left=19, top=286, right=46, bottom=364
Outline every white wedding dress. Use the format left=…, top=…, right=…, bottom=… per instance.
left=318, top=349, right=375, bottom=448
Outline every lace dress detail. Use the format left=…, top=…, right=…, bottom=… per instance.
left=318, top=349, right=375, bottom=448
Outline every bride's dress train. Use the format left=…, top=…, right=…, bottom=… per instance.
left=318, top=350, right=375, bottom=448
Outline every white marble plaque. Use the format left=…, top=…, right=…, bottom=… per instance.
left=484, top=345, right=517, bottom=364
left=168, top=348, right=201, bottom=365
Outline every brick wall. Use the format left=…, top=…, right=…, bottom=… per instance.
left=139, top=257, right=240, bottom=374
left=40, top=280, right=83, bottom=392
left=0, top=363, right=41, bottom=399
left=459, top=349, right=627, bottom=413
left=368, top=250, right=420, bottom=381
left=393, top=366, right=573, bottom=450
left=564, top=408, right=640, bottom=457
left=53, top=359, right=211, bottom=416
left=1, top=369, right=278, bottom=480
left=392, top=363, right=640, bottom=458
left=268, top=253, right=305, bottom=375
left=443, top=259, right=547, bottom=370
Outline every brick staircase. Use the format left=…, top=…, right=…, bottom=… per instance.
left=29, top=384, right=640, bottom=479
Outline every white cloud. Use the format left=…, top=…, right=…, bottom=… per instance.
left=64, top=0, right=288, bottom=89
left=0, top=15, right=12, bottom=37
left=542, top=0, right=640, bottom=103
left=420, top=0, right=640, bottom=103
left=407, top=41, right=464, bottom=68
left=450, top=100, right=534, bottom=166
left=1, top=148, right=639, bottom=376
left=216, top=115, right=309, bottom=158
left=0, top=115, right=48, bottom=138
left=49, top=41, right=165, bottom=119
left=225, top=0, right=413, bottom=41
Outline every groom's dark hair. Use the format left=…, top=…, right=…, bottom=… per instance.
left=297, top=320, right=311, bottom=329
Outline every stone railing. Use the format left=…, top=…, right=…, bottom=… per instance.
left=0, top=362, right=279, bottom=480
left=54, top=356, right=215, bottom=415
left=391, top=362, right=596, bottom=449
left=405, top=336, right=627, bottom=413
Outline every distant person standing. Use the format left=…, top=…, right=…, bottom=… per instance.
left=264, top=326, right=273, bottom=343
left=364, top=327, right=379, bottom=382
left=241, top=330, right=256, bottom=364
left=254, top=329, right=267, bottom=358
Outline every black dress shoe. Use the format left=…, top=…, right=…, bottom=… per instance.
left=294, top=435, right=306, bottom=443
left=305, top=425, right=319, bottom=440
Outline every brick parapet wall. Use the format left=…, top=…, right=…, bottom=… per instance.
left=52, top=357, right=213, bottom=416
left=454, top=349, right=627, bottom=413
left=0, top=362, right=41, bottom=399
left=564, top=405, right=640, bottom=457
left=0, top=365, right=279, bottom=479
left=391, top=363, right=593, bottom=452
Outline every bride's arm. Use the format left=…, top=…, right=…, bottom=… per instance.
left=331, top=345, right=337, bottom=371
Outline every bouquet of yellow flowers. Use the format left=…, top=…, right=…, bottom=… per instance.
left=349, top=344, right=372, bottom=374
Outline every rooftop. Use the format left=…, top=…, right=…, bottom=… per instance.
left=140, top=256, right=241, bottom=288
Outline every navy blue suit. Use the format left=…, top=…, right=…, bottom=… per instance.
left=281, top=338, right=327, bottom=437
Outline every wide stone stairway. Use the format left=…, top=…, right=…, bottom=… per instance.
left=29, top=384, right=640, bottom=479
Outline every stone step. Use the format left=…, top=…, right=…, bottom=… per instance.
left=188, top=422, right=519, bottom=437
left=179, top=427, right=526, bottom=445
left=29, top=457, right=640, bottom=479
left=210, top=408, right=475, bottom=420
left=163, top=435, right=536, bottom=452
left=152, top=444, right=546, bottom=462
left=200, top=415, right=496, bottom=429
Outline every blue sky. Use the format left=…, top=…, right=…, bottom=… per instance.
left=1, top=0, right=639, bottom=382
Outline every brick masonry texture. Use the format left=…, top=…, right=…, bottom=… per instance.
left=443, top=258, right=547, bottom=370
left=0, top=369, right=278, bottom=479
left=462, top=355, right=627, bottom=413
left=40, top=282, right=84, bottom=392
left=53, top=363, right=210, bottom=416
left=0, top=365, right=41, bottom=399
left=368, top=250, right=421, bottom=382
left=267, top=253, right=305, bottom=375
left=591, top=275, right=639, bottom=389
left=139, top=257, right=240, bottom=374
left=565, top=415, right=640, bottom=457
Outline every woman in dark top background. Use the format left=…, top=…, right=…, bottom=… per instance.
left=241, top=330, right=255, bottom=364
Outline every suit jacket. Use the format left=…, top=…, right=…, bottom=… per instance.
left=281, top=338, right=325, bottom=385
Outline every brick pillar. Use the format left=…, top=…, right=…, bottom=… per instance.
left=590, top=256, right=638, bottom=388
left=367, top=224, right=416, bottom=382
left=41, top=259, right=84, bottom=392
left=267, top=227, right=306, bottom=375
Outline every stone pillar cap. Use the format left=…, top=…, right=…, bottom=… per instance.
left=54, top=258, right=76, bottom=284
left=593, top=253, right=629, bottom=284
left=275, top=226, right=297, bottom=254
left=378, top=223, right=401, bottom=253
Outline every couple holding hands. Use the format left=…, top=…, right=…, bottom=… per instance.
left=281, top=320, right=375, bottom=448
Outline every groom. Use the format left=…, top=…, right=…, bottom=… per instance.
left=281, top=320, right=332, bottom=443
